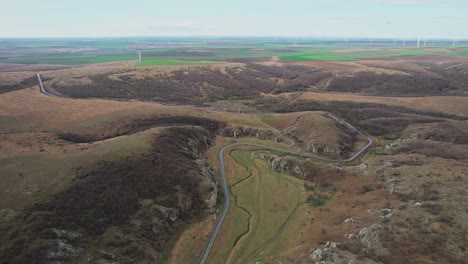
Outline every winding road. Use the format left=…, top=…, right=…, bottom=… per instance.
left=197, top=137, right=372, bottom=264
left=37, top=73, right=59, bottom=97
left=36, top=73, right=373, bottom=264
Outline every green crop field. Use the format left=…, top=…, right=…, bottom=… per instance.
left=280, top=52, right=356, bottom=61
left=1, top=37, right=467, bottom=66
left=137, top=57, right=214, bottom=66
left=1, top=52, right=139, bottom=65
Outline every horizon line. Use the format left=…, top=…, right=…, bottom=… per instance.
left=0, top=36, right=467, bottom=41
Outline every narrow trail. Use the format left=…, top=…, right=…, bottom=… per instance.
left=243, top=201, right=307, bottom=263
left=282, top=113, right=308, bottom=134
left=224, top=149, right=254, bottom=263
left=240, top=156, right=306, bottom=263
left=255, top=117, right=295, bottom=147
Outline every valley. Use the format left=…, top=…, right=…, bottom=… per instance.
left=0, top=40, right=467, bottom=264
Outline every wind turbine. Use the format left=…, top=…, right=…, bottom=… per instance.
left=403, top=39, right=406, bottom=46
left=417, top=38, right=420, bottom=48
left=452, top=39, right=457, bottom=48
left=138, top=51, right=142, bottom=63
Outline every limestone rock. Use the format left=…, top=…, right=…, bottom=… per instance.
left=50, top=228, right=83, bottom=241
left=358, top=224, right=389, bottom=256
left=46, top=239, right=84, bottom=261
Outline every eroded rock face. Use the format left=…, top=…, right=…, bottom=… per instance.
left=48, top=228, right=83, bottom=241
left=218, top=127, right=275, bottom=140
left=358, top=224, right=389, bottom=257
left=46, top=239, right=84, bottom=261
left=309, top=242, right=381, bottom=264
left=251, top=152, right=313, bottom=179
left=310, top=247, right=339, bottom=263
left=199, top=167, right=218, bottom=212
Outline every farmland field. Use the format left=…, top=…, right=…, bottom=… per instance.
left=1, top=38, right=467, bottom=66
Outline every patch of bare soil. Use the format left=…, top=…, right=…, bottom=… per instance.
left=407, top=55, right=468, bottom=63
left=223, top=57, right=272, bottom=63
left=293, top=92, right=468, bottom=117
left=359, top=59, right=439, bottom=76
left=280, top=60, right=365, bottom=73
left=0, top=63, right=72, bottom=72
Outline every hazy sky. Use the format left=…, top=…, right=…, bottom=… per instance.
left=1, top=0, right=467, bottom=38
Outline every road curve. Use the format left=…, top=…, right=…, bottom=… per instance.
left=197, top=132, right=372, bottom=264
left=37, top=73, right=59, bottom=98
left=35, top=73, right=373, bottom=264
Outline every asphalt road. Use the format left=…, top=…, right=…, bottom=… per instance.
left=37, top=73, right=59, bottom=97
left=197, top=128, right=372, bottom=264
left=36, top=73, right=373, bottom=264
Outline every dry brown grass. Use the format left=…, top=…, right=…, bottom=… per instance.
left=359, top=59, right=440, bottom=76
left=0, top=63, right=72, bottom=73
left=0, top=71, right=37, bottom=85
left=262, top=112, right=342, bottom=148
left=281, top=92, right=468, bottom=117
left=260, top=111, right=367, bottom=157
left=0, top=86, right=266, bottom=213
left=279, top=60, right=406, bottom=75
left=0, top=86, right=264, bottom=133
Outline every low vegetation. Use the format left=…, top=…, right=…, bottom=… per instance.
left=327, top=71, right=464, bottom=96
left=58, top=116, right=224, bottom=143
left=0, top=119, right=223, bottom=263
left=250, top=98, right=464, bottom=137
left=0, top=75, right=40, bottom=94
left=51, top=64, right=331, bottom=104
left=48, top=60, right=468, bottom=106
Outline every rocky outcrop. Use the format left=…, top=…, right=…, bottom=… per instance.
left=357, top=224, right=389, bottom=257
left=308, top=143, right=343, bottom=156
left=199, top=166, right=218, bottom=212
left=46, top=239, right=85, bottom=261
left=308, top=241, right=381, bottom=264
left=218, top=127, right=278, bottom=141
left=251, top=152, right=346, bottom=184
left=251, top=152, right=314, bottom=179
left=286, top=117, right=359, bottom=158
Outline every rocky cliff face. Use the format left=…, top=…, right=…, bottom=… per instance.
left=218, top=127, right=284, bottom=142
left=300, top=120, right=359, bottom=158
left=252, top=152, right=314, bottom=179
left=251, top=152, right=345, bottom=184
